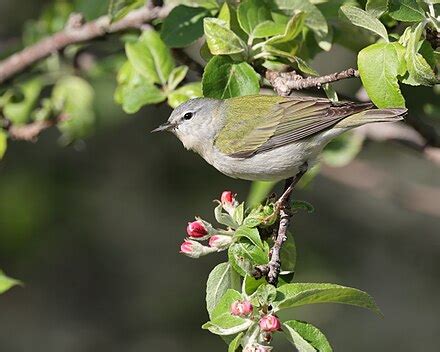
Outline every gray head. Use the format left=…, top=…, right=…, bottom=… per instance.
left=152, top=98, right=223, bottom=153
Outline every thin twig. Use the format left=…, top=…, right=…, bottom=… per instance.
left=2, top=114, right=69, bottom=142
left=253, top=166, right=307, bottom=286
left=0, top=4, right=170, bottom=84
left=266, top=68, right=359, bottom=96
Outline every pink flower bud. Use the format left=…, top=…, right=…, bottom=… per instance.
left=209, top=235, right=233, bottom=250
left=186, top=220, right=208, bottom=238
left=221, top=191, right=235, bottom=206
left=179, top=240, right=216, bottom=258
left=220, top=190, right=238, bottom=216
left=180, top=241, right=193, bottom=254
left=259, top=314, right=281, bottom=332
left=230, top=300, right=253, bottom=317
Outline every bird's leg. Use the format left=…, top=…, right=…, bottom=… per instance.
left=254, top=163, right=308, bottom=286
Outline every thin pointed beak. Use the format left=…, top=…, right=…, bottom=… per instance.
left=151, top=122, right=175, bottom=133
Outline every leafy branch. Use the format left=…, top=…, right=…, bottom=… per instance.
left=0, top=3, right=170, bottom=84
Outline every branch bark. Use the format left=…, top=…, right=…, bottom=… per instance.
left=266, top=68, right=359, bottom=96
left=253, top=166, right=307, bottom=286
left=2, top=114, right=69, bottom=142
left=0, top=4, right=169, bottom=84
left=356, top=123, right=440, bottom=166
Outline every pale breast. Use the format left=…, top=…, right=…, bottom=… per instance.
left=207, top=139, right=320, bottom=181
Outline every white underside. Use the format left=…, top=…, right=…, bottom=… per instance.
left=202, top=128, right=346, bottom=181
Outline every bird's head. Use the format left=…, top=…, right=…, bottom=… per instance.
left=152, top=98, right=224, bottom=154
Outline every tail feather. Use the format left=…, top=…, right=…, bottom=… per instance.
left=334, top=107, right=407, bottom=129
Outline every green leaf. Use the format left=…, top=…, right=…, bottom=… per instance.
left=161, top=5, right=210, bottom=48
left=243, top=204, right=276, bottom=228
left=3, top=78, right=43, bottom=124
left=340, top=5, right=389, bottom=42
left=358, top=42, right=406, bottom=108
left=206, top=263, right=241, bottom=318
left=237, top=0, right=272, bottom=38
left=366, top=0, right=389, bottom=17
left=52, top=76, right=96, bottom=142
left=108, top=0, right=144, bottom=22
left=253, top=283, right=277, bottom=305
left=202, top=56, right=260, bottom=99
left=401, top=24, right=440, bottom=86
left=274, top=0, right=329, bottom=50
left=181, top=0, right=219, bottom=9
left=283, top=320, right=333, bottom=352
left=243, top=275, right=266, bottom=295
left=167, top=65, right=189, bottom=91
left=247, top=181, right=276, bottom=208
left=228, top=239, right=269, bottom=277
left=233, top=203, right=245, bottom=225
left=215, top=203, right=240, bottom=228
left=228, top=332, right=243, bottom=352
left=125, top=30, right=174, bottom=85
left=274, top=283, right=381, bottom=314
left=234, top=226, right=263, bottom=249
left=0, top=130, right=7, bottom=160
left=265, top=12, right=306, bottom=45
left=291, top=200, right=315, bottom=213
left=280, top=232, right=296, bottom=273
left=204, top=18, right=247, bottom=55
left=120, top=79, right=167, bottom=113
left=167, top=82, right=202, bottom=108
left=202, top=314, right=252, bottom=335
left=253, top=21, right=286, bottom=38
left=0, top=270, right=21, bottom=294
left=218, top=1, right=231, bottom=23
left=323, top=132, right=365, bottom=167
left=389, top=0, right=425, bottom=22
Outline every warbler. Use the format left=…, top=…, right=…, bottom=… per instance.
left=152, top=95, right=406, bottom=181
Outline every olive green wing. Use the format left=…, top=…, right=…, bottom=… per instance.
left=214, top=95, right=373, bottom=158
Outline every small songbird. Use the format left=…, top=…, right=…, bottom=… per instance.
left=152, top=95, right=406, bottom=181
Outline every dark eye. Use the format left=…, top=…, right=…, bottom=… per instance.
left=183, top=112, right=193, bottom=120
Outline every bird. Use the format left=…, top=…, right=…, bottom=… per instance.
left=152, top=95, right=407, bottom=182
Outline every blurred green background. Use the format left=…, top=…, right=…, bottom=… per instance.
left=1, top=0, right=439, bottom=351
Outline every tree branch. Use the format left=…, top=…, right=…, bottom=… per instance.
left=266, top=68, right=359, bottom=96
left=0, top=4, right=170, bottom=84
left=253, top=166, right=307, bottom=286
left=356, top=123, right=440, bottom=166
left=2, top=114, right=69, bottom=142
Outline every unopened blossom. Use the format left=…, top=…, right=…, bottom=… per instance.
left=208, top=234, right=233, bottom=250
left=259, top=314, right=281, bottom=332
left=186, top=220, right=208, bottom=238
left=179, top=240, right=216, bottom=258
left=230, top=300, right=253, bottom=317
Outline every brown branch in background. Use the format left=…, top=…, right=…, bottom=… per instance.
left=2, top=114, right=69, bottom=142
left=356, top=123, right=440, bottom=166
left=266, top=68, right=359, bottom=96
left=321, top=160, right=440, bottom=218
left=0, top=4, right=170, bottom=84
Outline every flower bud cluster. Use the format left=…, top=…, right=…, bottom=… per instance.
left=179, top=191, right=236, bottom=258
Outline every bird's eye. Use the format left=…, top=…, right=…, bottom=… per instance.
left=183, top=112, right=193, bottom=120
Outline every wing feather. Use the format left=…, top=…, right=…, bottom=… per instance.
left=215, top=95, right=373, bottom=158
